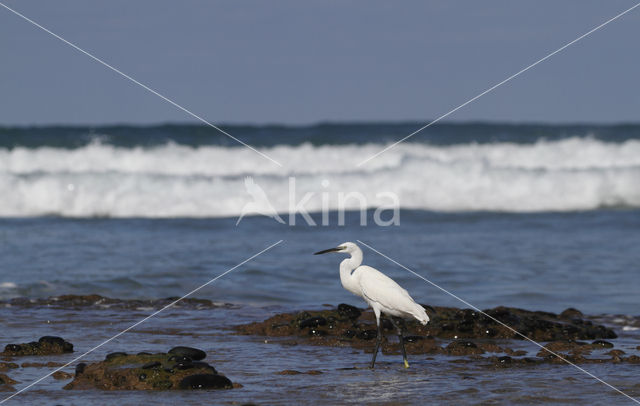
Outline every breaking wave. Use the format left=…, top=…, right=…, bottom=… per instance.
left=1, top=137, right=639, bottom=217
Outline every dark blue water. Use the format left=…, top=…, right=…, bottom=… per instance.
left=2, top=210, right=638, bottom=315
left=2, top=122, right=640, bottom=148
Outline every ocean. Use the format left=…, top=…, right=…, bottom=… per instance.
left=1, top=122, right=639, bottom=405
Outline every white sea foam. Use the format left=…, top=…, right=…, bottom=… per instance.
left=0, top=138, right=639, bottom=217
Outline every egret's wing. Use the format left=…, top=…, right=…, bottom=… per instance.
left=358, top=266, right=418, bottom=312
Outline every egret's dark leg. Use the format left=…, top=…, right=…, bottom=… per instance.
left=370, top=313, right=383, bottom=369
left=391, top=318, right=409, bottom=368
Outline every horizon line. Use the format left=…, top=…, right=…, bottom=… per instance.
left=2, top=118, right=640, bottom=129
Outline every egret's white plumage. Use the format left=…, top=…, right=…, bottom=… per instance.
left=315, top=241, right=429, bottom=368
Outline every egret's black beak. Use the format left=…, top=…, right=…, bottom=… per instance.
left=314, top=247, right=343, bottom=255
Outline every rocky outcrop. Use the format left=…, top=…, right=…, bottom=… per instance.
left=64, top=347, right=235, bottom=391
left=1, top=336, right=73, bottom=356
left=235, top=304, right=631, bottom=363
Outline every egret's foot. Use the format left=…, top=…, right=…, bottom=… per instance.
left=403, top=359, right=410, bottom=369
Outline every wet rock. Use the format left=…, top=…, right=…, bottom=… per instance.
left=173, top=361, right=195, bottom=370
left=75, top=363, right=86, bottom=377
left=278, top=370, right=302, bottom=375
left=168, top=347, right=206, bottom=361
left=52, top=371, right=73, bottom=380
left=1, top=337, right=73, bottom=356
left=105, top=352, right=127, bottom=361
left=298, top=317, right=327, bottom=329
left=445, top=341, right=484, bottom=356
left=168, top=355, right=191, bottom=363
left=65, top=350, right=233, bottom=391
left=4, top=345, right=20, bottom=353
left=342, top=329, right=356, bottom=338
left=337, top=303, right=361, bottom=320
left=0, top=373, right=18, bottom=385
left=560, top=308, right=584, bottom=319
left=1, top=294, right=224, bottom=311
left=356, top=330, right=378, bottom=340
left=624, top=355, right=640, bottom=363
left=0, top=362, right=18, bottom=371
left=178, top=374, right=232, bottom=390
left=592, top=340, right=614, bottom=348
left=190, top=362, right=217, bottom=374
left=381, top=319, right=394, bottom=331
left=539, top=340, right=592, bottom=356
left=234, top=303, right=619, bottom=362
left=308, top=328, right=327, bottom=337
left=477, top=342, right=505, bottom=353
left=504, top=348, right=527, bottom=356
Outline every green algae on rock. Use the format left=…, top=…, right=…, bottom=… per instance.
left=235, top=304, right=632, bottom=364
left=1, top=336, right=73, bottom=356
left=64, top=350, right=234, bottom=390
left=0, top=373, right=18, bottom=392
left=236, top=303, right=617, bottom=342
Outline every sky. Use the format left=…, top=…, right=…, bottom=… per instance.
left=0, top=0, right=638, bottom=126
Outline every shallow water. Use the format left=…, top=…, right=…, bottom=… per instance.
left=2, top=302, right=640, bottom=405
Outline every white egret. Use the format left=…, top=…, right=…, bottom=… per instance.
left=314, top=242, right=429, bottom=368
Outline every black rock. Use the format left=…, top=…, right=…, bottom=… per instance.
left=178, top=374, right=232, bottom=390
left=497, top=356, right=512, bottom=364
left=168, top=346, right=206, bottom=361
left=381, top=319, right=394, bottom=331
left=4, top=344, right=21, bottom=353
left=342, top=329, right=356, bottom=338
left=337, top=303, right=361, bottom=320
left=38, top=336, right=65, bottom=346
left=190, top=362, right=217, bottom=374
left=592, top=340, right=614, bottom=348
left=357, top=329, right=378, bottom=340
left=174, top=361, right=195, bottom=370
left=142, top=361, right=162, bottom=369
left=105, top=352, right=127, bottom=361
left=308, top=328, right=327, bottom=337
left=560, top=308, right=584, bottom=319
left=75, top=363, right=86, bottom=377
left=299, top=317, right=327, bottom=329
left=448, top=341, right=477, bottom=349
left=168, top=355, right=192, bottom=363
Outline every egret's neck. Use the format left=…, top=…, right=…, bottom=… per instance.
left=339, top=248, right=363, bottom=297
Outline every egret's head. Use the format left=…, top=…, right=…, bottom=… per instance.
left=314, top=241, right=358, bottom=255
